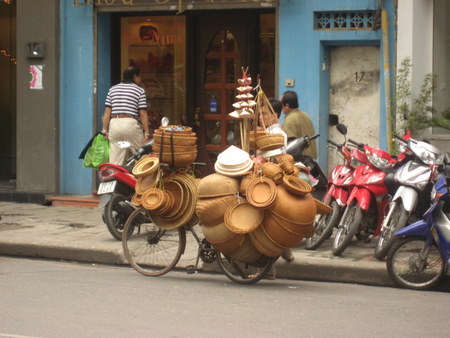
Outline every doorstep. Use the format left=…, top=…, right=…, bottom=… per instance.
left=46, top=194, right=100, bottom=207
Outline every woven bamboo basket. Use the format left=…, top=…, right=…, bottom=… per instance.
left=282, top=176, right=313, bottom=196
left=196, top=195, right=240, bottom=227
left=153, top=133, right=197, bottom=146
left=255, top=133, right=285, bottom=151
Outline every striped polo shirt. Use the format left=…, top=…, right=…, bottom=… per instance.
left=105, top=82, right=147, bottom=117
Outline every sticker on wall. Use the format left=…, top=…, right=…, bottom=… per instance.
left=29, top=65, right=43, bottom=90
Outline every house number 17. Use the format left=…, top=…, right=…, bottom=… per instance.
left=355, top=71, right=365, bottom=83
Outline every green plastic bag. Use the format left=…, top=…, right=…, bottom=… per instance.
left=83, top=134, right=109, bottom=169
left=83, top=145, right=95, bottom=168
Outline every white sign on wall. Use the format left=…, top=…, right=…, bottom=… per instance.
left=29, top=65, right=43, bottom=90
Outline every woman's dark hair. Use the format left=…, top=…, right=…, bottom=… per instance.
left=123, top=66, right=140, bottom=82
left=269, top=97, right=282, bottom=117
left=281, top=90, right=299, bottom=109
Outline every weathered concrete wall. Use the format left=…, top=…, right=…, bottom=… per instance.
left=16, top=0, right=59, bottom=192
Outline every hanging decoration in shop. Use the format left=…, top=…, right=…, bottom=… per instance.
left=0, top=48, right=16, bottom=64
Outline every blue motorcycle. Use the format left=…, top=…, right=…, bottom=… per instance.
left=387, top=172, right=450, bottom=290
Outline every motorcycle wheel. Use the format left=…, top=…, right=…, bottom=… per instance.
left=387, top=236, right=445, bottom=290
left=122, top=207, right=186, bottom=277
left=305, top=200, right=340, bottom=250
left=374, top=201, right=409, bottom=260
left=216, top=251, right=276, bottom=285
left=103, top=193, right=133, bottom=241
left=332, top=201, right=363, bottom=256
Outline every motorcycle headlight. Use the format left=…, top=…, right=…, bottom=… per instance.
left=409, top=140, right=441, bottom=165
left=350, top=157, right=365, bottom=169
left=366, top=151, right=395, bottom=170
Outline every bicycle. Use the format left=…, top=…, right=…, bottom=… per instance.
left=121, top=207, right=277, bottom=284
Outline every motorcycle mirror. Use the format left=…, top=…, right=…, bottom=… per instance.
left=336, top=123, right=347, bottom=135
left=161, top=117, right=169, bottom=127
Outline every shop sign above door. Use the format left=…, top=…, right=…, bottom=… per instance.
left=73, top=0, right=277, bottom=9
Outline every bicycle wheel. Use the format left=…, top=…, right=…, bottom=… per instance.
left=216, top=251, right=276, bottom=285
left=122, top=207, right=186, bottom=276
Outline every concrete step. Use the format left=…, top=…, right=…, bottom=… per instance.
left=46, top=195, right=99, bottom=207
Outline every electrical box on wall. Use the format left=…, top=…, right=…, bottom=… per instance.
left=26, top=42, right=45, bottom=59
left=285, top=78, right=295, bottom=87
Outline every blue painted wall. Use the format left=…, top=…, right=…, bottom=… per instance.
left=58, top=0, right=396, bottom=194
left=60, top=1, right=94, bottom=194
left=97, top=13, right=112, bottom=129
left=278, top=0, right=396, bottom=171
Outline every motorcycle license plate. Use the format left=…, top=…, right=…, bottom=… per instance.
left=98, top=181, right=117, bottom=195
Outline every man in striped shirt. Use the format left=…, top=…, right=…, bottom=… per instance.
left=101, top=66, right=150, bottom=165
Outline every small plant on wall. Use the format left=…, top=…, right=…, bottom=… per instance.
left=394, top=57, right=450, bottom=138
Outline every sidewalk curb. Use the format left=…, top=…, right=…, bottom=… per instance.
left=0, top=239, right=394, bottom=287
left=0, top=240, right=126, bottom=266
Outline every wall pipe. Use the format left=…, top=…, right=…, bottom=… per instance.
left=382, top=8, right=393, bottom=153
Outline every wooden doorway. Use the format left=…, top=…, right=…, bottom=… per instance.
left=191, top=11, right=259, bottom=176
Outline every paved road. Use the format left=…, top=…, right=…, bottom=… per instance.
left=1, top=257, right=449, bottom=338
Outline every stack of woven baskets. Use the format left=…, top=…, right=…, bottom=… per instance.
left=197, top=151, right=332, bottom=263
left=153, top=125, right=197, bottom=168
left=131, top=154, right=199, bottom=230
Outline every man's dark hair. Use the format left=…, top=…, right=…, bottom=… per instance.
left=123, top=66, right=140, bottom=82
left=281, top=90, right=299, bottom=109
left=269, top=97, right=282, bottom=117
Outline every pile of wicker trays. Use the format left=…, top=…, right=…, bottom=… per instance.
left=131, top=154, right=198, bottom=230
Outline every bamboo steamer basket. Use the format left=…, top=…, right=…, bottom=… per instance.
left=156, top=151, right=197, bottom=168
left=270, top=185, right=317, bottom=225
left=196, top=194, right=239, bottom=227
left=153, top=132, right=197, bottom=146
left=245, top=176, right=277, bottom=209
left=260, top=161, right=284, bottom=185
left=155, top=125, right=193, bottom=134
left=262, top=211, right=303, bottom=248
left=230, top=236, right=262, bottom=264
left=255, top=133, right=285, bottom=151
left=153, top=143, right=197, bottom=153
left=198, top=173, right=240, bottom=198
left=224, top=201, right=264, bottom=234
left=202, top=222, right=245, bottom=256
left=249, top=130, right=267, bottom=148
left=267, top=210, right=314, bottom=238
left=282, top=176, right=313, bottom=196
left=249, top=223, right=287, bottom=257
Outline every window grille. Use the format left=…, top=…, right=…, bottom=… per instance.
left=315, top=11, right=377, bottom=30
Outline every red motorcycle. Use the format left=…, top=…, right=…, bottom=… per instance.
left=97, top=140, right=153, bottom=240
left=305, top=127, right=367, bottom=250
left=332, top=140, right=397, bottom=256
